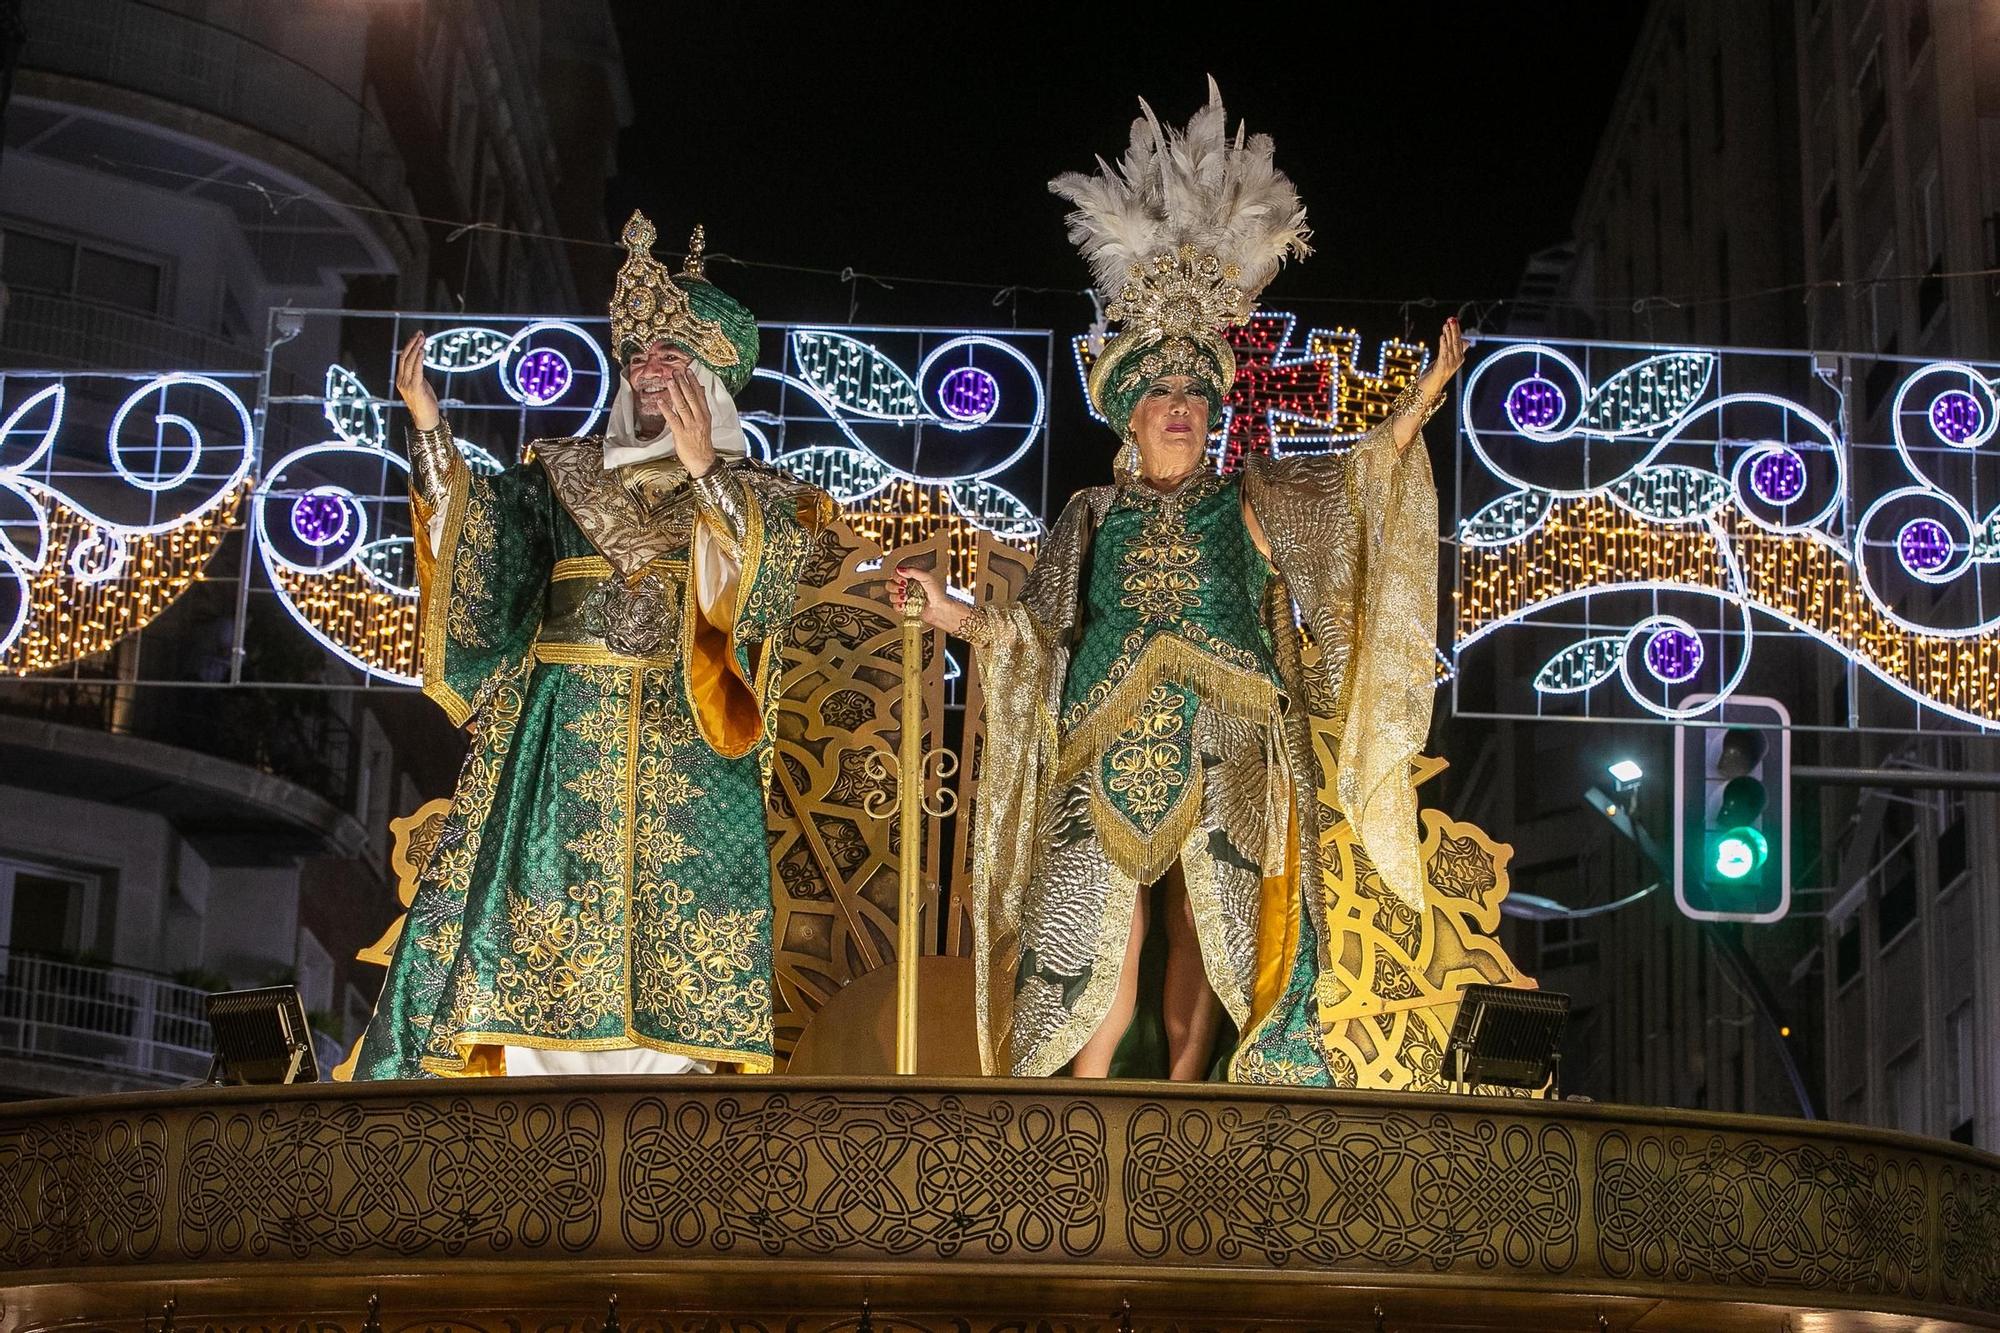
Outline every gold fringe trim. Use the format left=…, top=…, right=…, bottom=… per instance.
left=1088, top=762, right=1206, bottom=898
left=1053, top=634, right=1280, bottom=786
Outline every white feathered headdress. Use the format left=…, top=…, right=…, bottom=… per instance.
left=1052, top=77, right=1310, bottom=339
left=1051, top=79, right=1310, bottom=425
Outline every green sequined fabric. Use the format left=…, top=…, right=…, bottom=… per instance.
left=355, top=455, right=823, bottom=1077
left=1058, top=473, right=1280, bottom=855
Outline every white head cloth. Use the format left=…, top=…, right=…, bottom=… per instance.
left=600, top=360, right=748, bottom=470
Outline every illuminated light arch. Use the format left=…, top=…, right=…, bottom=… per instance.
left=0, top=374, right=256, bottom=673
left=1454, top=339, right=2000, bottom=731
left=262, top=320, right=1051, bottom=680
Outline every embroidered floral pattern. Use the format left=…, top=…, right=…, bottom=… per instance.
left=485, top=665, right=633, bottom=1036
left=1103, top=684, right=1194, bottom=824
left=446, top=497, right=500, bottom=649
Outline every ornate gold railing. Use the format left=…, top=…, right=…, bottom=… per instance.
left=0, top=1077, right=1994, bottom=1332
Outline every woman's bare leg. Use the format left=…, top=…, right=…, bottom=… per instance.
left=1069, top=886, right=1148, bottom=1078
left=1162, top=863, right=1224, bottom=1081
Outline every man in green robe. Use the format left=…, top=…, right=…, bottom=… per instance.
left=353, top=213, right=834, bottom=1078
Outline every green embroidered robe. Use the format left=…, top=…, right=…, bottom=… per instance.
left=969, top=419, right=1438, bottom=1084
left=354, top=436, right=833, bottom=1078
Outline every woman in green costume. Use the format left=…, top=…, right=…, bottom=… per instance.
left=354, top=213, right=834, bottom=1079
left=897, top=84, right=1463, bottom=1084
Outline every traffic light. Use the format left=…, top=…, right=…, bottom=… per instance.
left=1674, top=695, right=1791, bottom=923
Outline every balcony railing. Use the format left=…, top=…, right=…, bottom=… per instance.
left=0, top=291, right=260, bottom=371
left=0, top=948, right=213, bottom=1086
left=22, top=0, right=409, bottom=210
left=0, top=681, right=361, bottom=813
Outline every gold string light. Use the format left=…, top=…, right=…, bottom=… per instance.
left=1456, top=496, right=2000, bottom=724
left=1, top=485, right=247, bottom=676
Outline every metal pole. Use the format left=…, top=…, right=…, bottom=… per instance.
left=895, top=583, right=925, bottom=1075
left=1793, top=766, right=2000, bottom=790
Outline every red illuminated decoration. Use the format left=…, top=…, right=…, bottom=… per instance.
left=1217, top=314, right=1338, bottom=471
left=1076, top=314, right=1428, bottom=473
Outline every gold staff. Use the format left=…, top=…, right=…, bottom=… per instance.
left=864, top=575, right=958, bottom=1073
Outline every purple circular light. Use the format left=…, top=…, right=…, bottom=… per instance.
left=938, top=366, right=999, bottom=423
left=1749, top=448, right=1806, bottom=505
left=1897, top=517, right=1954, bottom=575
left=290, top=492, right=350, bottom=548
left=1505, top=376, right=1565, bottom=431
left=1930, top=389, right=1985, bottom=446
left=514, top=347, right=573, bottom=405
left=1643, top=627, right=1704, bottom=683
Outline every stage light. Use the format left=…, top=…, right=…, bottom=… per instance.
left=203, top=985, right=319, bottom=1085
left=1607, top=759, right=1643, bottom=786
left=1442, top=983, right=1572, bottom=1098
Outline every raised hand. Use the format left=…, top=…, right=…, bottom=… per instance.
left=1389, top=317, right=1468, bottom=451
left=659, top=367, right=716, bottom=478
left=396, top=332, right=441, bottom=431
left=1416, top=316, right=1468, bottom=403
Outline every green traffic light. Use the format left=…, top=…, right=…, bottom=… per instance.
left=1712, top=826, right=1769, bottom=881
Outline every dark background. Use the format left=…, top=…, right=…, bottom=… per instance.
left=603, top=3, right=1647, bottom=501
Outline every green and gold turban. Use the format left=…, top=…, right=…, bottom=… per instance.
left=1088, top=326, right=1235, bottom=435
left=608, top=211, right=758, bottom=395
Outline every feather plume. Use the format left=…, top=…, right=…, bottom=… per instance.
left=1050, top=77, right=1310, bottom=321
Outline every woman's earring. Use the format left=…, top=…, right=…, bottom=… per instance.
left=1115, top=438, right=1139, bottom=478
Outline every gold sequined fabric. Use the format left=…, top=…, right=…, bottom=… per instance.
left=968, top=423, right=1438, bottom=1078
left=1242, top=420, right=1437, bottom=908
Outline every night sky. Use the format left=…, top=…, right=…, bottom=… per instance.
left=603, top=3, right=1646, bottom=497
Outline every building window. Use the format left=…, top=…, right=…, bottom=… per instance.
left=1918, top=259, right=1946, bottom=333
left=1887, top=1044, right=1924, bottom=1135
left=1944, top=1002, right=1975, bottom=1144
left=1817, top=180, right=1840, bottom=248
left=296, top=926, right=334, bottom=1014
left=1874, top=812, right=1919, bottom=947
left=344, top=983, right=373, bottom=1045
left=1936, top=805, right=1967, bottom=892
left=0, top=856, right=102, bottom=957
left=1917, top=167, right=1946, bottom=332
left=1919, top=166, right=1944, bottom=262
left=1855, top=45, right=1888, bottom=165
left=1834, top=911, right=1861, bottom=988
left=1907, top=3, right=1932, bottom=66
left=1867, top=250, right=1899, bottom=349
left=1534, top=916, right=1598, bottom=970
left=0, top=229, right=72, bottom=293
left=1864, top=335, right=1901, bottom=421
left=1, top=227, right=165, bottom=316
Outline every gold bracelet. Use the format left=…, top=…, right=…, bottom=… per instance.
left=957, top=604, right=996, bottom=647
left=1388, top=379, right=1447, bottom=427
